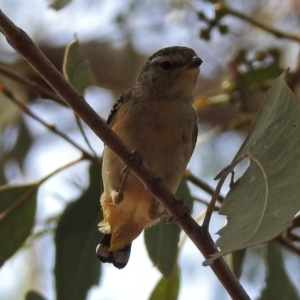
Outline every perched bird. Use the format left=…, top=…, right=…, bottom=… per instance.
left=96, top=46, right=202, bottom=269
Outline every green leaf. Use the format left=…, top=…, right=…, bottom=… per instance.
left=25, top=290, right=47, bottom=300
left=224, top=249, right=247, bottom=279
left=63, top=38, right=97, bottom=95
left=0, top=183, right=38, bottom=267
left=149, top=264, right=180, bottom=300
left=144, top=218, right=180, bottom=277
left=258, top=242, right=299, bottom=300
left=209, top=70, right=300, bottom=261
left=54, top=163, right=102, bottom=300
left=144, top=179, right=193, bottom=277
left=176, top=178, right=194, bottom=213
left=48, top=0, right=71, bottom=10
left=0, top=118, right=33, bottom=185
left=237, top=65, right=283, bottom=88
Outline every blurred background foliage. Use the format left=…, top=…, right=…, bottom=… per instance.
left=1, top=0, right=300, bottom=299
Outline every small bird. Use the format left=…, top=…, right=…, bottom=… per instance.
left=96, top=46, right=202, bottom=268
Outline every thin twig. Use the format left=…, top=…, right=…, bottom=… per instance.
left=287, top=231, right=300, bottom=242
left=203, top=154, right=248, bottom=229
left=215, top=3, right=300, bottom=43
left=192, top=195, right=221, bottom=210
left=276, top=235, right=300, bottom=256
left=0, top=183, right=39, bottom=222
left=202, top=171, right=228, bottom=230
left=0, top=11, right=250, bottom=300
left=0, top=63, right=99, bottom=157
left=0, top=63, right=65, bottom=104
left=0, top=83, right=97, bottom=162
left=184, top=169, right=224, bottom=202
left=74, top=114, right=98, bottom=157
left=0, top=155, right=85, bottom=222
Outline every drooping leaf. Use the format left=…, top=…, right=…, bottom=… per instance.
left=0, top=118, right=33, bottom=185
left=48, top=0, right=72, bottom=10
left=63, top=38, right=97, bottom=95
left=209, top=70, right=300, bottom=261
left=144, top=218, right=180, bottom=277
left=0, top=183, right=38, bottom=267
left=25, top=290, right=47, bottom=300
left=54, top=163, right=102, bottom=300
left=176, top=178, right=194, bottom=213
left=224, top=249, right=247, bottom=279
left=237, top=65, right=283, bottom=89
left=144, top=179, right=193, bottom=277
left=258, top=242, right=299, bottom=300
left=148, top=264, right=180, bottom=300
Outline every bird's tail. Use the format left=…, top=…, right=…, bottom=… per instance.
left=96, top=234, right=131, bottom=269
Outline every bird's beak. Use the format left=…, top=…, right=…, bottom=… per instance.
left=185, top=56, right=203, bottom=69
left=178, top=56, right=202, bottom=87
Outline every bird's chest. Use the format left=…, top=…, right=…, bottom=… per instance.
left=112, top=100, right=195, bottom=174
left=121, top=101, right=193, bottom=146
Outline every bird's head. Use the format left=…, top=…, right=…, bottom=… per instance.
left=136, top=46, right=202, bottom=98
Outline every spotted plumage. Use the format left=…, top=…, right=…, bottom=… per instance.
left=96, top=46, right=202, bottom=268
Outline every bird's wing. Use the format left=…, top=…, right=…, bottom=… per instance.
left=106, top=89, right=132, bottom=126
left=191, top=116, right=198, bottom=156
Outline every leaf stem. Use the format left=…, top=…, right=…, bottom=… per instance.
left=203, top=155, right=248, bottom=230
left=202, top=170, right=227, bottom=230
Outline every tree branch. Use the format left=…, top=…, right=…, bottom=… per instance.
left=0, top=63, right=65, bottom=104
left=276, top=235, right=300, bottom=256
left=184, top=169, right=224, bottom=202
left=0, top=84, right=97, bottom=161
left=0, top=155, right=84, bottom=222
left=215, top=3, right=300, bottom=43
left=0, top=10, right=250, bottom=300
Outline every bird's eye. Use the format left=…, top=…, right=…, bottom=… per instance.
left=160, top=61, right=173, bottom=71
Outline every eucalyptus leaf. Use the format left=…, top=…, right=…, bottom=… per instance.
left=48, top=0, right=71, bottom=10
left=237, top=65, right=282, bottom=88
left=0, top=183, right=38, bottom=267
left=144, top=179, right=193, bottom=277
left=258, top=242, right=299, bottom=300
left=54, top=163, right=102, bottom=300
left=63, top=38, right=97, bottom=95
left=148, top=265, right=180, bottom=300
left=209, top=70, right=300, bottom=261
left=25, top=290, right=47, bottom=300
left=224, top=249, right=247, bottom=279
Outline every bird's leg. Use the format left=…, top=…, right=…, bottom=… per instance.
left=148, top=197, right=171, bottom=220
left=167, top=199, right=190, bottom=223
left=114, top=166, right=130, bottom=205
left=114, top=150, right=142, bottom=205
left=149, top=209, right=171, bottom=220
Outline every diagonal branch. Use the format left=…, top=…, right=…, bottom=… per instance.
left=214, top=3, right=300, bottom=43
left=0, top=84, right=97, bottom=161
left=0, top=10, right=250, bottom=300
left=184, top=169, right=224, bottom=202
left=0, top=63, right=65, bottom=104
